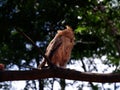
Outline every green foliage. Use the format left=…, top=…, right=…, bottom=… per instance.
left=0, top=0, right=120, bottom=89
left=0, top=0, right=120, bottom=73
left=75, top=26, right=87, bottom=33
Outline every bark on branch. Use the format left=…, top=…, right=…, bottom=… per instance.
left=0, top=68, right=120, bottom=83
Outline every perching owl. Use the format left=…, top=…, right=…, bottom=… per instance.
left=38, top=26, right=75, bottom=68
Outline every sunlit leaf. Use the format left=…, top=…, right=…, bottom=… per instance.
left=75, top=26, right=87, bottom=33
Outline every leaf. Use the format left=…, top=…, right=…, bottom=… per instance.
left=75, top=26, right=87, bottom=34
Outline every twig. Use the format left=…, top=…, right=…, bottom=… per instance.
left=15, top=27, right=54, bottom=68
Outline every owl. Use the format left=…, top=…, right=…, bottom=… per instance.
left=38, top=25, right=75, bottom=68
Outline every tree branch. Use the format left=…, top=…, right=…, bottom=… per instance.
left=0, top=68, right=120, bottom=83
left=15, top=27, right=55, bottom=67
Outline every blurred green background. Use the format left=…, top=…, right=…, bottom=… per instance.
left=0, top=0, right=120, bottom=90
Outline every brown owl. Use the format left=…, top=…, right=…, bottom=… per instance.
left=38, top=25, right=75, bottom=68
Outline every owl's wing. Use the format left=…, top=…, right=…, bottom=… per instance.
left=46, top=36, right=62, bottom=59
